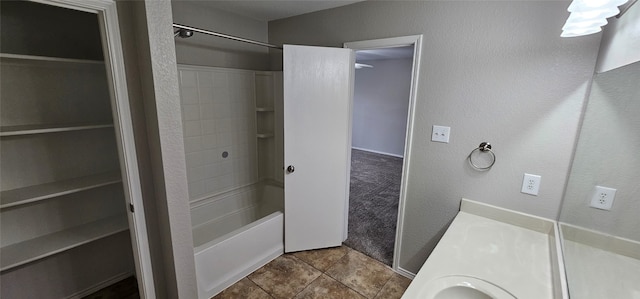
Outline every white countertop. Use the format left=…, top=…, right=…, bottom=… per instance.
left=560, top=223, right=640, bottom=299
left=403, top=199, right=556, bottom=299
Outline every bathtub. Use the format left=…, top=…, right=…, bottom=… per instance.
left=191, top=183, right=284, bottom=299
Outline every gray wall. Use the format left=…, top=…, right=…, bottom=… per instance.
left=0, top=0, right=103, bottom=60
left=595, top=3, right=640, bottom=73
left=269, top=1, right=601, bottom=273
left=560, top=60, right=640, bottom=241
left=353, top=58, right=412, bottom=157
left=171, top=1, right=270, bottom=70
left=121, top=1, right=197, bottom=297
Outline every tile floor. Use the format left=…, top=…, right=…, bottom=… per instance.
left=213, top=245, right=412, bottom=299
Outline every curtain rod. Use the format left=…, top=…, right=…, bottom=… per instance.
left=173, top=23, right=283, bottom=50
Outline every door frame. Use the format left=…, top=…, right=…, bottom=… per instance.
left=33, top=0, right=155, bottom=297
left=344, top=35, right=423, bottom=276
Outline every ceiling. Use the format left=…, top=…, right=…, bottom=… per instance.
left=184, top=0, right=366, bottom=22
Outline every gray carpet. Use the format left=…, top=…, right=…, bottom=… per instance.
left=344, top=149, right=403, bottom=266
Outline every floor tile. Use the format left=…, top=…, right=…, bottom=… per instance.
left=325, top=250, right=395, bottom=298
left=374, top=274, right=412, bottom=299
left=292, top=246, right=351, bottom=272
left=293, top=274, right=367, bottom=299
left=248, top=255, right=322, bottom=299
left=212, top=278, right=272, bottom=299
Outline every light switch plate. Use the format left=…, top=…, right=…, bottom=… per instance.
left=432, top=125, right=450, bottom=143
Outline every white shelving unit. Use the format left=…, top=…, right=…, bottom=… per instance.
left=255, top=73, right=277, bottom=181
left=0, top=49, right=128, bottom=271
left=0, top=171, right=121, bottom=209
left=0, top=53, right=103, bottom=65
left=0, top=123, right=114, bottom=137
left=0, top=2, right=139, bottom=297
left=0, top=3, right=137, bottom=297
left=0, top=215, right=128, bottom=271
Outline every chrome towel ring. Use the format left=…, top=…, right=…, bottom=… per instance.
left=468, top=142, right=496, bottom=171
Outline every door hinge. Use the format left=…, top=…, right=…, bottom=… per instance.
left=129, top=203, right=135, bottom=213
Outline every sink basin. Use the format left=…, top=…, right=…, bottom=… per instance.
left=418, top=276, right=516, bottom=299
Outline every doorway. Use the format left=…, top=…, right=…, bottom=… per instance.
left=343, top=36, right=423, bottom=270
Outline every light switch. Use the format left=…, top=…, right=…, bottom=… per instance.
left=432, top=125, right=450, bottom=143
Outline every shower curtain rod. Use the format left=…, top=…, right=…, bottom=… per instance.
left=173, top=23, right=283, bottom=50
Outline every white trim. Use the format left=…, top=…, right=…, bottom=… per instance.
left=351, top=146, right=404, bottom=158
left=344, top=35, right=423, bottom=274
left=395, top=267, right=417, bottom=280
left=33, top=1, right=155, bottom=298
left=64, top=272, right=134, bottom=299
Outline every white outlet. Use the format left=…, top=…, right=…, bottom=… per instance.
left=521, top=173, right=541, bottom=196
left=432, top=125, right=451, bottom=143
left=589, top=186, right=616, bottom=210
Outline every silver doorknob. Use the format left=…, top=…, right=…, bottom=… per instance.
left=286, top=165, right=295, bottom=173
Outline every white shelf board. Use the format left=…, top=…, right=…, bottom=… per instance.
left=0, top=215, right=129, bottom=272
left=0, top=172, right=122, bottom=209
left=257, top=133, right=275, bottom=138
left=0, top=123, right=114, bottom=137
left=255, top=107, right=275, bottom=112
left=0, top=53, right=104, bottom=65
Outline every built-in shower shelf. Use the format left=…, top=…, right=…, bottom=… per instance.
left=256, top=133, right=275, bottom=138
left=0, top=215, right=128, bottom=271
left=0, top=172, right=122, bottom=209
left=0, top=123, right=114, bottom=137
left=0, top=53, right=104, bottom=65
left=255, top=107, right=275, bottom=112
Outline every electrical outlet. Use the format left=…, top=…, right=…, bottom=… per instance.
left=521, top=173, right=541, bottom=196
left=431, top=125, right=450, bottom=143
left=589, top=186, right=616, bottom=210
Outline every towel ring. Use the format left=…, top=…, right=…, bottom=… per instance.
left=468, top=142, right=496, bottom=171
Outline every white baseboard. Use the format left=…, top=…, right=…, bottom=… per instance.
left=351, top=146, right=404, bottom=158
left=395, top=266, right=416, bottom=280
left=65, top=272, right=134, bottom=299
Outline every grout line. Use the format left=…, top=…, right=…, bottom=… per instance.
left=246, top=276, right=275, bottom=298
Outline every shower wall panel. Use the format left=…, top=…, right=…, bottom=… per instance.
left=178, top=66, right=258, bottom=201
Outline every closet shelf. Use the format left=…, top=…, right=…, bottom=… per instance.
left=256, top=133, right=275, bottom=138
left=0, top=172, right=122, bottom=209
left=255, top=107, right=275, bottom=112
left=0, top=215, right=128, bottom=272
left=0, top=122, right=114, bottom=137
left=0, top=53, right=104, bottom=65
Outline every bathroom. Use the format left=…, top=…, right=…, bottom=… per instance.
left=0, top=0, right=638, bottom=298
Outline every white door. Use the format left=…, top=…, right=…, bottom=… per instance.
left=283, top=45, right=354, bottom=252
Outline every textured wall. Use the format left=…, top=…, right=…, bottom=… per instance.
left=352, top=58, right=412, bottom=157
left=171, top=1, right=270, bottom=70
left=560, top=61, right=640, bottom=241
left=595, top=3, right=640, bottom=73
left=115, top=1, right=168, bottom=296
left=269, top=1, right=601, bottom=273
left=131, top=1, right=197, bottom=297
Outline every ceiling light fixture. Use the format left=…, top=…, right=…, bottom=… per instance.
left=561, top=0, right=629, bottom=37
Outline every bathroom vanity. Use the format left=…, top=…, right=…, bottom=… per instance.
left=402, top=199, right=565, bottom=299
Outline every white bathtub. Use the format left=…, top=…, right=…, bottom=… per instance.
left=191, top=183, right=284, bottom=299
